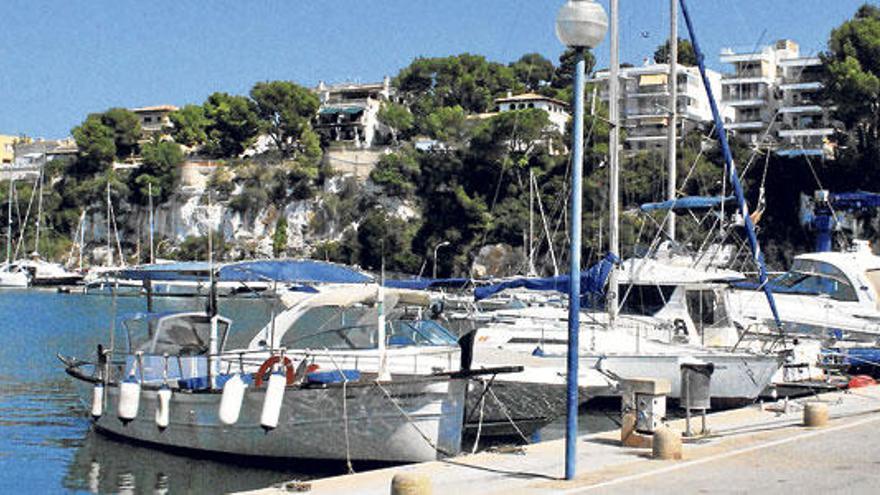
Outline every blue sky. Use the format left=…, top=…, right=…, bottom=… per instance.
left=0, top=0, right=870, bottom=138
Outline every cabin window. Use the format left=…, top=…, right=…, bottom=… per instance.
left=685, top=289, right=728, bottom=328
left=619, top=284, right=677, bottom=316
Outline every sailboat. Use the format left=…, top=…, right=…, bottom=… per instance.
left=59, top=278, right=535, bottom=462
left=457, top=0, right=789, bottom=408
left=0, top=177, right=30, bottom=287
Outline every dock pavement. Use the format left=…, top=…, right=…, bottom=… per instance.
left=239, top=385, right=880, bottom=494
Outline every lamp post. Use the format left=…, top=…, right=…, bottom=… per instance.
left=555, top=0, right=608, bottom=481
left=432, top=241, right=450, bottom=279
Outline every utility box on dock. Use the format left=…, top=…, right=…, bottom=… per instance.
left=620, top=377, right=671, bottom=434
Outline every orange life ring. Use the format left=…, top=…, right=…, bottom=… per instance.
left=254, top=356, right=295, bottom=387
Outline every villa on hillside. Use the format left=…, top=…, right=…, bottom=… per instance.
left=131, top=105, right=178, bottom=139
left=312, top=78, right=397, bottom=180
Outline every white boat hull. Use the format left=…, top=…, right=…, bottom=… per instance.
left=582, top=352, right=781, bottom=406
left=77, top=376, right=466, bottom=463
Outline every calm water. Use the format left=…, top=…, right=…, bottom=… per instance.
left=0, top=290, right=616, bottom=494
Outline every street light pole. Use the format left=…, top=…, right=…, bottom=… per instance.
left=607, top=0, right=620, bottom=331
left=555, top=0, right=608, bottom=481
left=432, top=241, right=450, bottom=279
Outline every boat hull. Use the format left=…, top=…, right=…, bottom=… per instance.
left=76, top=376, right=465, bottom=463
left=582, top=352, right=782, bottom=406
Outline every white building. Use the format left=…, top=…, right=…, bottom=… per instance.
left=720, top=39, right=833, bottom=157
left=313, top=77, right=395, bottom=148
left=592, top=61, right=729, bottom=152
left=493, top=92, right=570, bottom=134
left=131, top=105, right=178, bottom=137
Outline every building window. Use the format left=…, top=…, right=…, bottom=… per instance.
left=528, top=103, right=535, bottom=108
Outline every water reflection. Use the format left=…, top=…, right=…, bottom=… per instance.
left=63, top=429, right=351, bottom=494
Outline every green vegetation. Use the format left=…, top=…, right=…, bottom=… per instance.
left=18, top=4, right=880, bottom=272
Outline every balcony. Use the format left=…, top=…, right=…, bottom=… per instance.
left=779, top=81, right=823, bottom=91
left=720, top=50, right=770, bottom=64
left=778, top=105, right=824, bottom=115
left=725, top=98, right=767, bottom=108
left=727, top=121, right=766, bottom=130
left=778, top=57, right=821, bottom=68
left=778, top=128, right=834, bottom=138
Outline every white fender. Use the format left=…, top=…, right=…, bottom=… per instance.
left=118, top=379, right=141, bottom=423
left=91, top=383, right=104, bottom=419
left=260, top=372, right=286, bottom=431
left=219, top=374, right=246, bottom=425
left=155, top=387, right=172, bottom=429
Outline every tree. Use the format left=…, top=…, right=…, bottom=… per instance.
left=273, top=216, right=288, bottom=258
left=511, top=53, right=555, bottom=91
left=552, top=48, right=597, bottom=90
left=202, top=92, right=261, bottom=158
left=396, top=54, right=521, bottom=116
left=653, top=38, right=698, bottom=65
left=423, top=105, right=471, bottom=148
left=101, top=108, right=142, bottom=159
left=72, top=115, right=116, bottom=175
left=370, top=150, right=420, bottom=197
left=250, top=81, right=320, bottom=156
left=377, top=102, right=414, bottom=144
left=130, top=141, right=183, bottom=204
left=822, top=5, right=880, bottom=179
left=169, top=104, right=209, bottom=147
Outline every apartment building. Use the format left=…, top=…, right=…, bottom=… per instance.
left=720, top=39, right=833, bottom=157
left=592, top=61, right=727, bottom=152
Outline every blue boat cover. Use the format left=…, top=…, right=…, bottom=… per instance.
left=114, top=260, right=372, bottom=284
left=639, top=195, right=735, bottom=212
left=384, top=277, right=473, bottom=290
left=474, top=253, right=618, bottom=301
left=218, top=260, right=372, bottom=284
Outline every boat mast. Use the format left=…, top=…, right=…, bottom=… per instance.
left=607, top=0, right=620, bottom=329
left=106, top=181, right=113, bottom=267
left=6, top=178, right=13, bottom=263
left=666, top=0, right=678, bottom=241
left=528, top=168, right=536, bottom=276
left=33, top=166, right=44, bottom=257
left=148, top=182, right=155, bottom=264
left=678, top=0, right=782, bottom=328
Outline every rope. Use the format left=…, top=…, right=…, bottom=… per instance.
left=487, top=386, right=531, bottom=444
left=471, top=380, right=487, bottom=454
left=375, top=380, right=456, bottom=457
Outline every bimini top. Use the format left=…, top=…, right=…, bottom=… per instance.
left=113, top=260, right=373, bottom=284
left=639, top=195, right=735, bottom=213
left=218, top=260, right=372, bottom=284
left=474, top=253, right=618, bottom=301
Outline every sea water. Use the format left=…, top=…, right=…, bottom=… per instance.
left=0, top=290, right=616, bottom=494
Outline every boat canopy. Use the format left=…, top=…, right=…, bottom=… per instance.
left=218, top=260, right=372, bottom=284
left=473, top=253, right=618, bottom=301
left=639, top=195, right=735, bottom=213
left=112, top=260, right=373, bottom=284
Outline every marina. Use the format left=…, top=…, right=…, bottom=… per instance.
left=2, top=0, right=880, bottom=493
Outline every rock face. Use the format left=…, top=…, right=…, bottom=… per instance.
left=471, top=243, right=526, bottom=278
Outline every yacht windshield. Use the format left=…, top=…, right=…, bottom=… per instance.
left=773, top=259, right=857, bottom=301
left=125, top=314, right=230, bottom=355
left=281, top=306, right=458, bottom=350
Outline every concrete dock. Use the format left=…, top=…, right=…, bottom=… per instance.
left=240, top=386, right=880, bottom=494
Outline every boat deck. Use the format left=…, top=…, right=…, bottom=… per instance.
left=239, top=385, right=880, bottom=494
